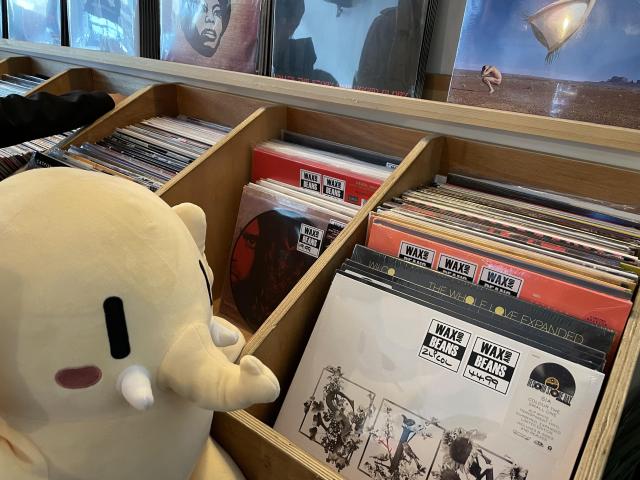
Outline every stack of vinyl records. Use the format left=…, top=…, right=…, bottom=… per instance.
left=43, top=115, right=230, bottom=191
left=269, top=0, right=439, bottom=97
left=275, top=174, right=639, bottom=480
left=0, top=132, right=71, bottom=181
left=220, top=132, right=399, bottom=333
left=0, top=73, right=48, bottom=97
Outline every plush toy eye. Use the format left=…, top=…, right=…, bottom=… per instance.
left=199, top=260, right=213, bottom=306
left=103, top=297, right=131, bottom=359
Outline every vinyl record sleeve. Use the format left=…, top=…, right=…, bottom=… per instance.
left=252, top=141, right=389, bottom=206
left=366, top=215, right=633, bottom=353
left=67, top=0, right=140, bottom=55
left=160, top=0, right=264, bottom=73
left=447, top=0, right=640, bottom=129
left=400, top=190, right=637, bottom=265
left=431, top=182, right=640, bottom=247
left=446, top=173, right=640, bottom=230
left=374, top=208, right=635, bottom=292
left=7, top=0, right=61, bottom=45
left=414, top=185, right=638, bottom=257
left=274, top=271, right=604, bottom=480
left=281, top=130, right=402, bottom=168
left=350, top=245, right=615, bottom=359
left=338, top=266, right=607, bottom=372
left=219, top=183, right=351, bottom=331
left=270, top=0, right=437, bottom=97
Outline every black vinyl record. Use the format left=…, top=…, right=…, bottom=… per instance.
left=230, top=208, right=316, bottom=330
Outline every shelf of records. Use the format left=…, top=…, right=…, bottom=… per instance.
left=1, top=77, right=640, bottom=480
left=2, top=0, right=640, bottom=132
left=0, top=0, right=438, bottom=98
left=0, top=56, right=95, bottom=97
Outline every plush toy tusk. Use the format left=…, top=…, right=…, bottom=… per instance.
left=209, top=317, right=240, bottom=348
left=117, top=365, right=155, bottom=411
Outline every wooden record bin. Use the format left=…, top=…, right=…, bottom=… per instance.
left=59, top=95, right=427, bottom=330
left=209, top=133, right=640, bottom=480
left=0, top=56, right=94, bottom=96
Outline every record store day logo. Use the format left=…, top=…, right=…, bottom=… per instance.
left=527, top=363, right=576, bottom=406
left=478, top=267, right=523, bottom=297
left=419, top=319, right=472, bottom=372
left=398, top=241, right=436, bottom=268
left=463, top=337, right=520, bottom=395
left=297, top=224, right=325, bottom=258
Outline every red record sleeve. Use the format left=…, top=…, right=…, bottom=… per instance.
left=366, top=217, right=633, bottom=354
left=252, top=145, right=384, bottom=206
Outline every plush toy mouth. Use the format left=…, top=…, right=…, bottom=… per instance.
left=55, top=366, right=103, bottom=389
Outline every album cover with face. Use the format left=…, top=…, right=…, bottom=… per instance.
left=160, top=0, right=265, bottom=73
left=448, top=0, right=640, bottom=129
left=67, top=0, right=140, bottom=55
left=7, top=0, right=61, bottom=45
left=219, top=183, right=351, bottom=332
left=275, top=270, right=604, bottom=480
left=270, top=0, right=439, bottom=97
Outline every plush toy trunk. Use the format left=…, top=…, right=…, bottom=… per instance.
left=211, top=134, right=640, bottom=480
left=0, top=56, right=94, bottom=96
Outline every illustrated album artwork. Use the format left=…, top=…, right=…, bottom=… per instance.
left=160, top=0, right=266, bottom=73
left=270, top=0, right=439, bottom=97
left=67, top=0, right=140, bottom=55
left=7, top=0, right=62, bottom=45
left=448, top=0, right=640, bottom=129
left=275, top=266, right=606, bottom=480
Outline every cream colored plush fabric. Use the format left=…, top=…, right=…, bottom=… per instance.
left=0, top=169, right=278, bottom=480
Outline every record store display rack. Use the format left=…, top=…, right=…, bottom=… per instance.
left=1, top=46, right=640, bottom=480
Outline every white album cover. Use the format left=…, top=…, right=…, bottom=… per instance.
left=7, top=0, right=61, bottom=45
left=275, top=272, right=604, bottom=480
left=67, top=0, right=140, bottom=56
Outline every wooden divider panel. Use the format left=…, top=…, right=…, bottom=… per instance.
left=29, top=67, right=95, bottom=96
left=0, top=57, right=95, bottom=98
left=160, top=106, right=287, bottom=305
left=286, top=108, right=425, bottom=158
left=213, top=410, right=342, bottom=480
left=58, top=83, right=278, bottom=318
left=0, top=56, right=33, bottom=76
left=243, top=135, right=443, bottom=424
left=443, top=137, right=640, bottom=206
left=228, top=133, right=640, bottom=480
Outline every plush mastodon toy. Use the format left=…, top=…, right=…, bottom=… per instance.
left=0, top=168, right=280, bottom=480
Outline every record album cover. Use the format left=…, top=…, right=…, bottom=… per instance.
left=67, top=0, right=140, bottom=55
left=275, top=271, right=605, bottom=480
left=366, top=215, right=633, bottom=346
left=220, top=183, right=351, bottom=331
left=7, top=0, right=61, bottom=45
left=448, top=0, right=640, bottom=129
left=160, top=0, right=264, bottom=73
left=270, top=0, right=438, bottom=97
